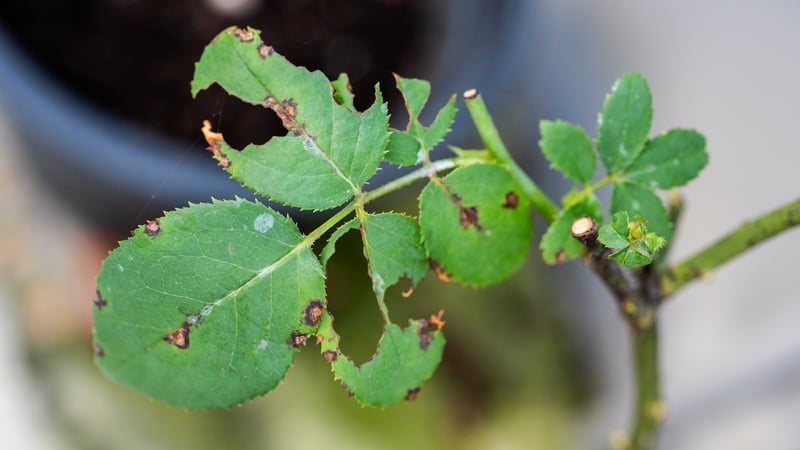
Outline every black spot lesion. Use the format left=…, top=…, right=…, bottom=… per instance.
left=448, top=193, right=482, bottom=231
left=93, top=289, right=107, bottom=309
left=229, top=27, right=254, bottom=42
left=164, top=322, right=191, bottom=349
left=405, top=387, right=421, bottom=401
left=264, top=96, right=301, bottom=132
left=92, top=340, right=105, bottom=357
left=323, top=350, right=338, bottom=363
left=288, top=331, right=309, bottom=348
left=502, top=191, right=520, bottom=209
left=144, top=219, right=161, bottom=237
left=304, top=300, right=324, bottom=326
left=258, top=43, right=274, bottom=58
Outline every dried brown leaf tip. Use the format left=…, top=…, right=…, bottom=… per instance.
left=229, top=27, right=254, bottom=42
left=304, top=300, right=323, bottom=326
left=93, top=289, right=107, bottom=309
left=429, top=309, right=446, bottom=331
left=144, top=219, right=161, bottom=237
left=502, top=191, right=520, bottom=209
left=164, top=322, right=190, bottom=349
left=201, top=120, right=230, bottom=168
left=430, top=261, right=451, bottom=283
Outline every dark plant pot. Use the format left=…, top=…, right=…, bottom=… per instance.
left=0, top=24, right=249, bottom=231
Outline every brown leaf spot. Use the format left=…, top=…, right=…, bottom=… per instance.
left=459, top=205, right=482, bottom=230
left=502, top=191, right=519, bottom=209
left=93, top=289, right=107, bottom=309
left=229, top=27, right=254, bottom=42
left=92, top=341, right=105, bottom=357
left=430, top=261, right=451, bottom=283
left=304, top=300, right=324, bottom=326
left=164, top=323, right=190, bottom=349
left=264, top=97, right=300, bottom=131
left=288, top=331, right=308, bottom=348
left=405, top=387, right=421, bottom=401
left=417, top=317, right=441, bottom=351
left=144, top=219, right=161, bottom=237
left=323, top=350, right=338, bottom=363
left=555, top=250, right=568, bottom=264
left=258, top=44, right=274, bottom=58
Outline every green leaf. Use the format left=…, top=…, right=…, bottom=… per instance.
left=361, top=213, right=428, bottom=299
left=419, top=163, right=533, bottom=286
left=598, top=211, right=631, bottom=249
left=540, top=194, right=603, bottom=264
left=191, top=27, right=389, bottom=210
left=611, top=182, right=672, bottom=239
left=599, top=211, right=667, bottom=267
left=331, top=73, right=356, bottom=112
left=93, top=199, right=325, bottom=409
left=625, top=128, right=708, bottom=189
left=539, top=120, right=596, bottom=183
left=597, top=73, right=653, bottom=173
left=317, top=310, right=444, bottom=407
left=386, top=76, right=457, bottom=166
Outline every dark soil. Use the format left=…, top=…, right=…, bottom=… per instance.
left=0, top=0, right=432, bottom=150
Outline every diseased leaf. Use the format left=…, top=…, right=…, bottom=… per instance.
left=386, top=76, right=457, bottom=166
left=539, top=120, right=596, bottom=183
left=540, top=194, right=603, bottom=264
left=191, top=27, right=389, bottom=210
left=93, top=199, right=325, bottom=408
left=361, top=213, right=428, bottom=299
left=419, top=164, right=533, bottom=286
left=625, top=128, right=708, bottom=189
left=331, top=73, right=356, bottom=112
left=611, top=182, right=672, bottom=239
left=597, top=73, right=653, bottom=173
left=317, top=310, right=444, bottom=407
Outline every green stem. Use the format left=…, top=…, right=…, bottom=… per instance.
left=661, top=198, right=800, bottom=297
left=630, top=323, right=663, bottom=450
left=462, top=90, right=559, bottom=223
left=305, top=156, right=480, bottom=247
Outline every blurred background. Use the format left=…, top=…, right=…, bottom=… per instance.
left=1, top=1, right=799, bottom=449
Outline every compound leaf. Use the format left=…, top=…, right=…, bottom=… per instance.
left=625, top=128, right=708, bottom=189
left=191, top=27, right=389, bottom=210
left=317, top=310, right=444, bottom=407
left=539, top=120, right=596, bottom=183
left=386, top=76, right=457, bottom=166
left=419, top=163, right=533, bottom=286
left=540, top=194, right=604, bottom=264
left=93, top=199, right=325, bottom=409
left=597, top=73, right=653, bottom=173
